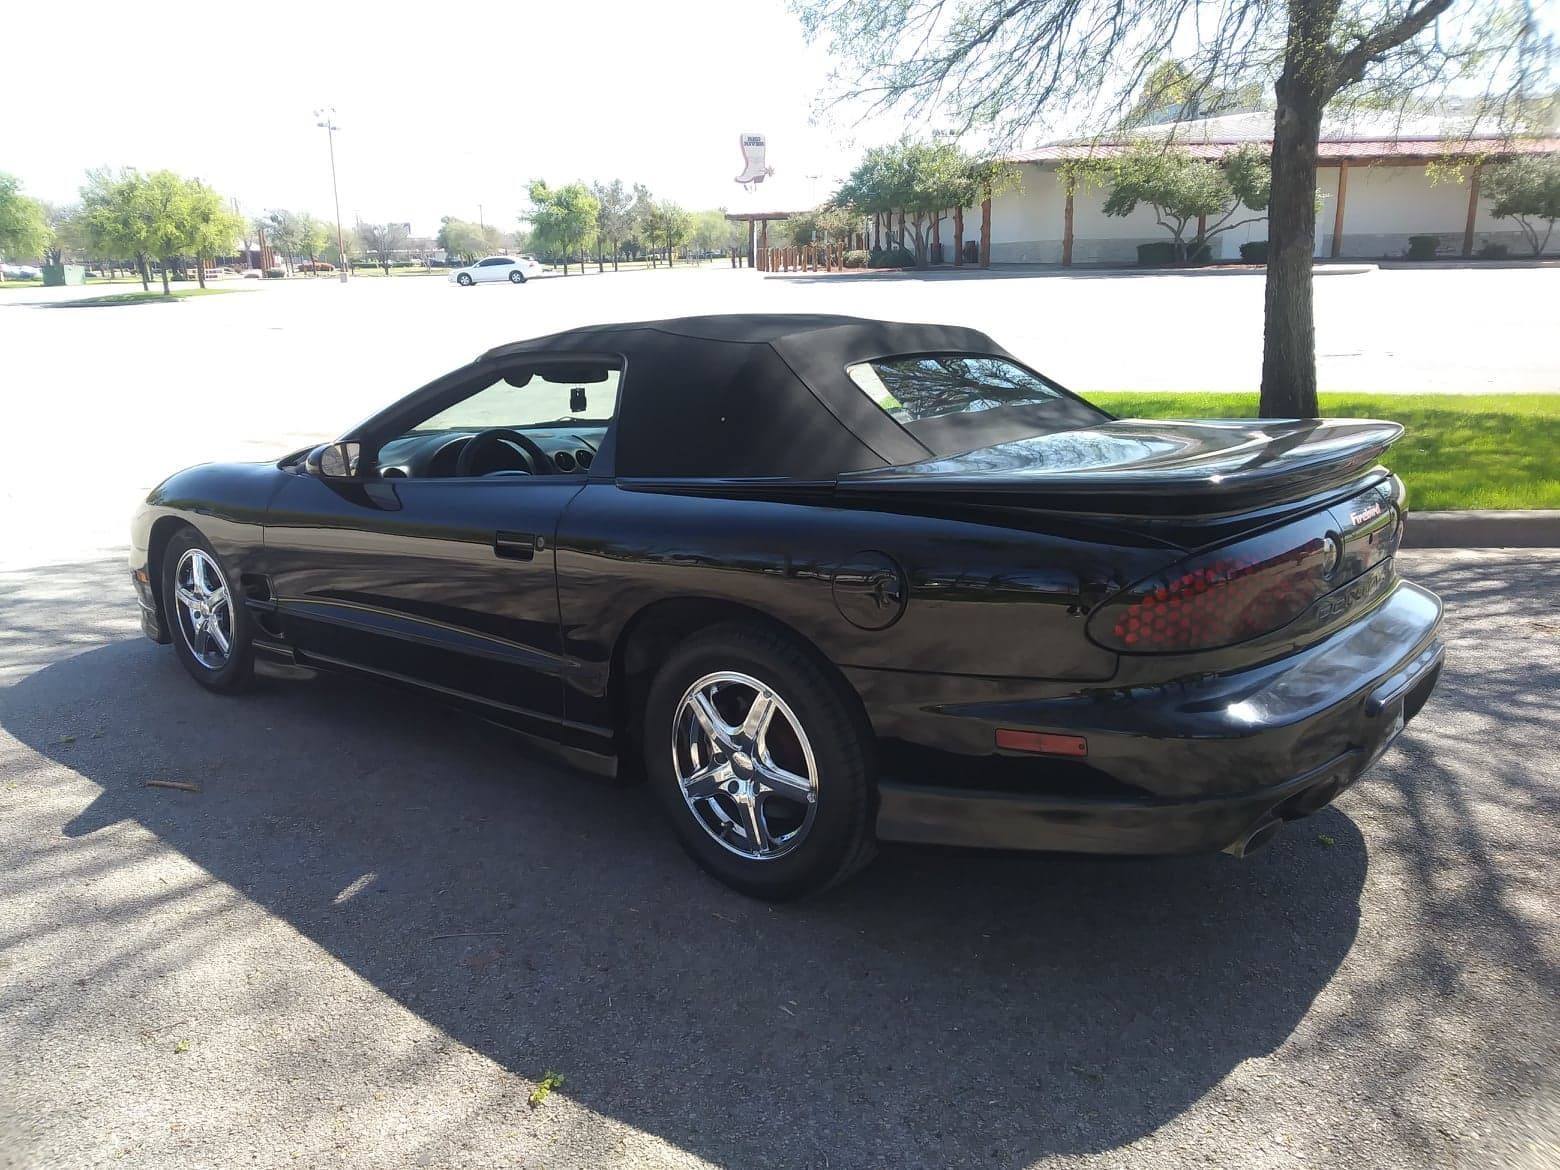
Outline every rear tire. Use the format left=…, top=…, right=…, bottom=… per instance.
left=643, top=623, right=876, bottom=899
left=509, top=270, right=526, bottom=284
left=160, top=526, right=253, bottom=694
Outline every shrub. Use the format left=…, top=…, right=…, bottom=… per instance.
left=1136, top=240, right=1212, bottom=266
left=842, top=249, right=871, bottom=269
left=868, top=245, right=914, bottom=268
left=1477, top=241, right=1510, bottom=260
left=1407, top=235, right=1441, bottom=260
left=1239, top=240, right=1269, bottom=263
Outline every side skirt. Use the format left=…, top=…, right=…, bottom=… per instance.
left=275, top=644, right=620, bottom=777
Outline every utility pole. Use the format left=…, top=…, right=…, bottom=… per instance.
left=478, top=203, right=485, bottom=231
left=314, top=106, right=349, bottom=282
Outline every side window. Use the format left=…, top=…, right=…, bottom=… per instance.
left=478, top=258, right=501, bottom=267
left=375, top=360, right=623, bottom=480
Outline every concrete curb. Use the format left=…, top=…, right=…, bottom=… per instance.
left=1404, top=510, right=1560, bottom=549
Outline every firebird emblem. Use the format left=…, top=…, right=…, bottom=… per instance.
left=1349, top=502, right=1384, bottom=526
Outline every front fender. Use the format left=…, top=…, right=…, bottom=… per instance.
left=129, top=461, right=291, bottom=643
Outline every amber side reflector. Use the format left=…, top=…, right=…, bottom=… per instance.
left=995, top=729, right=1088, bottom=757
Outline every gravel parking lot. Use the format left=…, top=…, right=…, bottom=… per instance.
left=1, top=265, right=1556, bottom=1169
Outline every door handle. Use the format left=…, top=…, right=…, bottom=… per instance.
left=494, top=531, right=542, bottom=561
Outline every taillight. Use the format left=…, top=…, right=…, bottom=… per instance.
left=1088, top=526, right=1338, bottom=654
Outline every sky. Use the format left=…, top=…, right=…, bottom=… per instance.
left=2, top=0, right=922, bottom=237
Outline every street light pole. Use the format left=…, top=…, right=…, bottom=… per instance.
left=314, top=107, right=349, bottom=283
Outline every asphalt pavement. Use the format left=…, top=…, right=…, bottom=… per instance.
left=1, top=548, right=1556, bottom=1169
left=1, top=264, right=1556, bottom=1168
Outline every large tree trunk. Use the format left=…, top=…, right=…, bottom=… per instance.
left=953, top=205, right=964, bottom=266
left=197, top=260, right=206, bottom=289
left=979, top=192, right=992, bottom=268
left=138, top=255, right=150, bottom=292
left=159, top=259, right=171, bottom=295
left=1260, top=3, right=1334, bottom=418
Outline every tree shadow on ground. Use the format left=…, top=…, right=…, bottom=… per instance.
left=6, top=551, right=1558, bottom=1165
left=2, top=621, right=1366, bottom=1167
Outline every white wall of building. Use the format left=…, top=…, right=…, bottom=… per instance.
left=975, top=157, right=1533, bottom=264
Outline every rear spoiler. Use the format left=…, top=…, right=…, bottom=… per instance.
left=834, top=419, right=1404, bottom=518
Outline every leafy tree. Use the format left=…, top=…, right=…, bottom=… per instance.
left=1481, top=155, right=1560, bottom=256
left=796, top=0, right=1549, bottom=416
left=642, top=200, right=691, bottom=266
left=261, top=209, right=303, bottom=274
left=0, top=173, right=51, bottom=279
left=41, top=202, right=89, bottom=267
left=592, top=180, right=638, bottom=270
left=80, top=168, right=154, bottom=289
left=833, top=140, right=1008, bottom=265
left=782, top=202, right=858, bottom=249
left=138, top=170, right=201, bottom=294
left=1102, top=141, right=1270, bottom=259
left=526, top=180, right=598, bottom=274
left=623, top=183, right=656, bottom=263
left=1124, top=60, right=1266, bottom=127
left=80, top=168, right=213, bottom=294
left=690, top=207, right=736, bottom=255
left=188, top=183, right=243, bottom=287
left=437, top=217, right=488, bottom=263
left=294, top=213, right=328, bottom=270
left=321, top=225, right=359, bottom=267
left=356, top=220, right=409, bottom=274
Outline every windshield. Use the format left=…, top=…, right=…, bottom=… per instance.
left=408, top=367, right=621, bottom=434
left=846, top=353, right=1109, bottom=456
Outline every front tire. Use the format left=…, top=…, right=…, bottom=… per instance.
left=160, top=526, right=253, bottom=693
left=643, top=623, right=876, bottom=899
left=457, top=273, right=473, bottom=286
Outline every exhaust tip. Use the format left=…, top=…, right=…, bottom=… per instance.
left=1223, top=818, right=1282, bottom=859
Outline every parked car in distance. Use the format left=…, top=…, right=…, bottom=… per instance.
left=297, top=260, right=336, bottom=273
left=2, top=263, right=42, bottom=280
left=129, top=315, right=1443, bottom=900
left=449, top=255, right=543, bottom=286
left=242, top=268, right=263, bottom=279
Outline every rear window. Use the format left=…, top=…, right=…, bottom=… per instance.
left=845, top=353, right=1108, bottom=456
left=847, top=355, right=1067, bottom=421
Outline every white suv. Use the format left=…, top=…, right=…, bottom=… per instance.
left=449, top=255, right=543, bottom=286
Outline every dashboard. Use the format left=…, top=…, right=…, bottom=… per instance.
left=375, top=426, right=605, bottom=479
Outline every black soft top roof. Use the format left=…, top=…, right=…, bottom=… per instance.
left=479, top=315, right=1020, bottom=478
left=479, top=313, right=1006, bottom=362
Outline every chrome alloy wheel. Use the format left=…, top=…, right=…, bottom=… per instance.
left=672, top=671, right=819, bottom=860
left=173, top=548, right=234, bottom=670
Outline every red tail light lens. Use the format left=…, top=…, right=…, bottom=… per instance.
left=1088, top=530, right=1337, bottom=654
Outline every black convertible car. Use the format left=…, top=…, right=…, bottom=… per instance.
left=131, top=314, right=1444, bottom=898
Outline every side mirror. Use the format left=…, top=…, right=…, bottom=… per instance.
left=570, top=386, right=588, bottom=413
left=308, top=441, right=362, bottom=480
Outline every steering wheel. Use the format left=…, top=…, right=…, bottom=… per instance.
left=455, top=428, right=553, bottom=478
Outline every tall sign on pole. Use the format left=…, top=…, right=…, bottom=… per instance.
left=735, top=134, right=774, bottom=189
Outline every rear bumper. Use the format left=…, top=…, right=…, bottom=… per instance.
left=871, top=580, right=1444, bottom=855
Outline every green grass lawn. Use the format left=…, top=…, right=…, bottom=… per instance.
left=51, top=287, right=241, bottom=307
left=1, top=275, right=188, bottom=291
left=1084, top=392, right=1560, bottom=511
